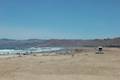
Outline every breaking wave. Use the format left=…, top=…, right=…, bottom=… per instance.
left=0, top=47, right=64, bottom=55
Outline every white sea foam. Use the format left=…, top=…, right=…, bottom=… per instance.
left=0, top=47, right=63, bottom=55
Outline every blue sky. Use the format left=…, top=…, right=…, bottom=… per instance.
left=0, top=0, right=120, bottom=39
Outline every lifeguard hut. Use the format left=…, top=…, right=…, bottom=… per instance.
left=96, top=46, right=104, bottom=54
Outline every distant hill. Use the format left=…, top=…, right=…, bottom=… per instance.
left=0, top=37, right=120, bottom=49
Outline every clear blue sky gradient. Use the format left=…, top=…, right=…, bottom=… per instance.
left=0, top=0, right=120, bottom=39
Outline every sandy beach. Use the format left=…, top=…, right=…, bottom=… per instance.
left=0, top=48, right=120, bottom=80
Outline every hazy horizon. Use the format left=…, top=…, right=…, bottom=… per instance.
left=0, top=36, right=119, bottom=40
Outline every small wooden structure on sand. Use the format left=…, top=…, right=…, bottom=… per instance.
left=96, top=46, right=104, bottom=54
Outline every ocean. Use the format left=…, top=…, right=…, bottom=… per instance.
left=0, top=47, right=64, bottom=55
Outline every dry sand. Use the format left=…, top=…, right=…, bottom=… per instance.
left=0, top=48, right=120, bottom=80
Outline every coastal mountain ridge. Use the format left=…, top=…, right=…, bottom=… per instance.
left=0, top=37, right=120, bottom=49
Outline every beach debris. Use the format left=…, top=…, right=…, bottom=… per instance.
left=17, top=53, right=22, bottom=57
